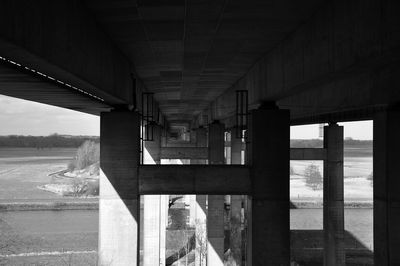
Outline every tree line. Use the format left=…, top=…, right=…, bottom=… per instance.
left=0, top=134, right=99, bottom=148
left=291, top=138, right=372, bottom=148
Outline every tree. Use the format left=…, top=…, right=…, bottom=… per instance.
left=195, top=219, right=207, bottom=266
left=226, top=215, right=241, bottom=266
left=70, top=178, right=88, bottom=197
left=290, top=166, right=295, bottom=175
left=367, top=172, right=373, bottom=186
left=68, top=140, right=99, bottom=171
left=304, top=163, right=323, bottom=190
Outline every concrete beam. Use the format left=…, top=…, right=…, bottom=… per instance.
left=163, top=141, right=197, bottom=148
left=0, top=0, right=132, bottom=106
left=225, top=140, right=246, bottom=150
left=138, top=165, right=251, bottom=195
left=227, top=145, right=327, bottom=161
left=160, top=147, right=208, bottom=160
left=290, top=148, right=327, bottom=160
left=227, top=143, right=327, bottom=161
left=197, top=0, right=400, bottom=125
left=0, top=59, right=111, bottom=115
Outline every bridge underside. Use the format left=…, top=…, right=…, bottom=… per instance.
left=0, top=0, right=399, bottom=265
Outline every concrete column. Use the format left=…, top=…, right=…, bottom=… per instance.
left=374, top=110, right=400, bottom=265
left=144, top=124, right=162, bottom=164
left=323, top=123, right=345, bottom=266
left=243, top=129, right=252, bottom=266
left=143, top=125, right=167, bottom=266
left=99, top=111, right=140, bottom=266
left=231, top=133, right=242, bottom=165
left=194, top=126, right=208, bottom=266
left=195, top=194, right=208, bottom=266
left=207, top=121, right=225, bottom=266
left=230, top=133, right=243, bottom=265
left=191, top=127, right=208, bottom=165
left=188, top=194, right=196, bottom=226
left=248, top=105, right=290, bottom=265
left=190, top=128, right=197, bottom=144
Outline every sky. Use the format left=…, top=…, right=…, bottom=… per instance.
left=0, top=94, right=373, bottom=139
left=0, top=95, right=100, bottom=136
left=291, top=121, right=373, bottom=140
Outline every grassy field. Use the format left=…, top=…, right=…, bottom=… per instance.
left=0, top=210, right=98, bottom=265
left=0, top=148, right=77, bottom=202
left=290, top=146, right=373, bottom=202
left=0, top=148, right=99, bottom=265
left=290, top=146, right=373, bottom=265
left=0, top=146, right=373, bottom=265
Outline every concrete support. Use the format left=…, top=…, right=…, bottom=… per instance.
left=290, top=148, right=327, bottom=160
left=138, top=165, right=251, bottom=195
left=144, top=125, right=162, bottom=164
left=143, top=195, right=164, bottom=266
left=208, top=122, right=225, bottom=165
left=143, top=125, right=167, bottom=266
left=374, top=110, right=400, bottom=265
left=194, top=126, right=208, bottom=266
left=160, top=147, right=208, bottom=160
left=99, top=111, right=140, bottom=266
left=191, top=127, right=208, bottom=165
left=195, top=194, right=207, bottom=266
left=190, top=129, right=197, bottom=144
left=323, top=123, right=345, bottom=266
left=207, top=121, right=226, bottom=266
left=230, top=134, right=243, bottom=265
left=160, top=194, right=168, bottom=265
left=243, top=128, right=251, bottom=266
left=197, top=127, right=208, bottom=148
left=248, top=105, right=290, bottom=265
left=231, top=133, right=242, bottom=165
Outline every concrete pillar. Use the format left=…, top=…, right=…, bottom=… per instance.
left=195, top=194, right=208, bottom=266
left=230, top=133, right=243, bottom=265
left=143, top=125, right=167, bottom=266
left=323, top=123, right=345, bottom=266
left=190, top=128, right=197, bottom=144
left=374, top=110, right=400, bottom=265
left=193, top=126, right=208, bottom=266
left=231, top=133, right=242, bottom=165
left=248, top=105, right=290, bottom=265
left=189, top=195, right=197, bottom=227
left=99, top=111, right=140, bottom=266
left=144, top=124, right=162, bottom=164
left=208, top=122, right=225, bottom=165
left=191, top=127, right=207, bottom=165
left=243, top=129, right=252, bottom=266
left=207, top=121, right=225, bottom=266
left=160, top=194, right=168, bottom=265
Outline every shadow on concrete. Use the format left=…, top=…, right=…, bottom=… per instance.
left=291, top=230, right=373, bottom=266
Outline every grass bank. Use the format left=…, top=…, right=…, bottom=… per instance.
left=0, top=201, right=98, bottom=211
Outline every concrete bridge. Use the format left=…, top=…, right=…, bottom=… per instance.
left=0, top=0, right=399, bottom=265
